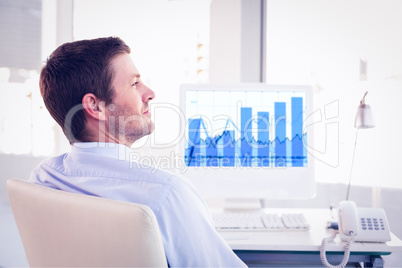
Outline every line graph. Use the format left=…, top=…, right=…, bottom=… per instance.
left=184, top=90, right=307, bottom=167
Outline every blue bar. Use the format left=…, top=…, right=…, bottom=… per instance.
left=240, top=107, right=252, bottom=166
left=291, top=97, right=303, bottom=139
left=187, top=118, right=202, bottom=166
left=222, top=130, right=235, bottom=166
left=275, top=102, right=286, bottom=167
left=303, top=133, right=307, bottom=166
left=291, top=97, right=304, bottom=166
left=257, top=112, right=269, bottom=166
left=206, top=137, right=218, bottom=166
left=241, top=107, right=252, bottom=140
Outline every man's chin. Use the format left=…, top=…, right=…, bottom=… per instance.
left=125, top=123, right=154, bottom=145
left=148, top=121, right=155, bottom=134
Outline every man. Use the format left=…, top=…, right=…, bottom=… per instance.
left=30, top=37, right=246, bottom=267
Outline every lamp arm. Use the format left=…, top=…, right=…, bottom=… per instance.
left=360, top=91, right=368, bottom=104
left=346, top=128, right=360, bottom=200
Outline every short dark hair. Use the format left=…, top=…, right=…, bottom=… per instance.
left=39, top=36, right=131, bottom=143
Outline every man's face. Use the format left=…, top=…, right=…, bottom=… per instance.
left=107, top=53, right=155, bottom=146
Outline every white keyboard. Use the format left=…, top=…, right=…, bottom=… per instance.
left=212, top=212, right=310, bottom=231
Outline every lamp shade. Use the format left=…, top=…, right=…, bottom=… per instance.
left=354, top=92, right=375, bottom=129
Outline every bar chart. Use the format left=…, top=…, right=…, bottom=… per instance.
left=184, top=90, right=307, bottom=167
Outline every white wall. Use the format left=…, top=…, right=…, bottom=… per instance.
left=264, top=0, right=402, bottom=189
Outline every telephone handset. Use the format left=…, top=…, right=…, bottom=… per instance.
left=320, top=201, right=392, bottom=268
left=338, top=201, right=359, bottom=239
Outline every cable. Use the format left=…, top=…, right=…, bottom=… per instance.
left=320, top=230, right=354, bottom=268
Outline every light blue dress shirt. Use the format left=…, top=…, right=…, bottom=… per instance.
left=29, top=142, right=246, bottom=268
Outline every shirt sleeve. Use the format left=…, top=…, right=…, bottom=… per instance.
left=155, top=176, right=247, bottom=268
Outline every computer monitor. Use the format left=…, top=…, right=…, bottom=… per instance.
left=178, top=83, right=315, bottom=202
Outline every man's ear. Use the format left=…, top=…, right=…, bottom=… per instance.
left=82, top=93, right=107, bottom=121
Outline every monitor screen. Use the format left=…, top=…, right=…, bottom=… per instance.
left=178, top=84, right=315, bottom=200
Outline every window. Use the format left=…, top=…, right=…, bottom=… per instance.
left=0, top=0, right=210, bottom=156
left=0, top=0, right=56, bottom=156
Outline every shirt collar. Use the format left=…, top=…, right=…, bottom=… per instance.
left=71, top=142, right=134, bottom=161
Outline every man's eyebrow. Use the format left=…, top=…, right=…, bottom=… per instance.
left=127, top=73, right=141, bottom=84
left=130, top=73, right=141, bottom=79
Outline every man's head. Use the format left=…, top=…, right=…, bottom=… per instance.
left=40, top=37, right=155, bottom=146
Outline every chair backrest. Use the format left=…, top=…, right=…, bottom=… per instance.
left=7, top=178, right=168, bottom=267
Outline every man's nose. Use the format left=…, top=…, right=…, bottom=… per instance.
left=143, top=85, right=155, bottom=102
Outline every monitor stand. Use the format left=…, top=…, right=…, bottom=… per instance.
left=223, top=198, right=263, bottom=212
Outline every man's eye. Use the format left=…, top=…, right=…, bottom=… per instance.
left=132, top=82, right=139, bottom=87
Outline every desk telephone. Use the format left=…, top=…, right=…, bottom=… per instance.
left=320, top=201, right=391, bottom=268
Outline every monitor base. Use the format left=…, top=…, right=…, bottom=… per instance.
left=223, top=198, right=263, bottom=212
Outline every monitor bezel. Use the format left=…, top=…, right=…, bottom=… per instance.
left=177, top=83, right=316, bottom=200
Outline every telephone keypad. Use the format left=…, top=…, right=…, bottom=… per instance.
left=360, top=217, right=386, bottom=231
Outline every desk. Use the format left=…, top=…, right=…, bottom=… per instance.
left=217, top=208, right=402, bottom=267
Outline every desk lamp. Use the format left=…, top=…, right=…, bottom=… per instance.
left=346, top=91, right=375, bottom=200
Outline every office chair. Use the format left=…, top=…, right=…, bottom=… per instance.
left=7, top=178, right=168, bottom=267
